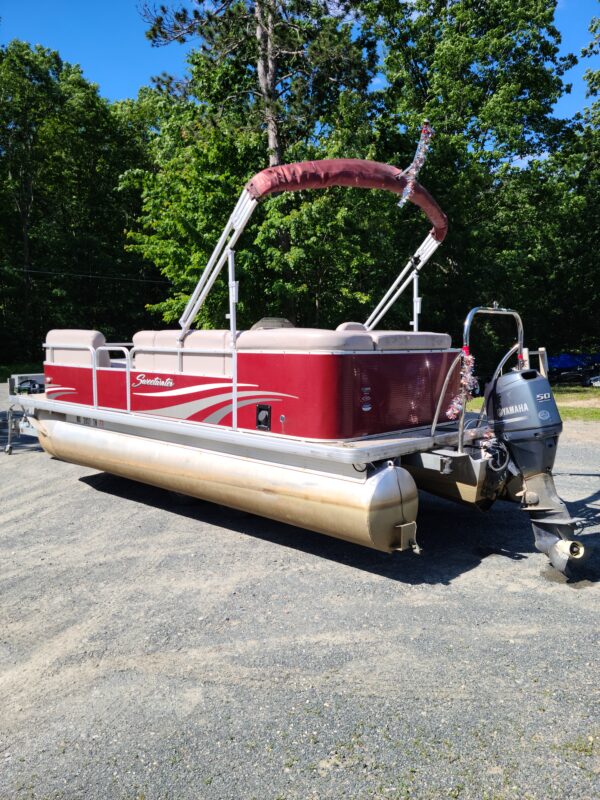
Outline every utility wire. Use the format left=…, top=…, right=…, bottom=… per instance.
left=19, top=268, right=170, bottom=285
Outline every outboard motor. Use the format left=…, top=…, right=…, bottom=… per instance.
left=487, top=369, right=584, bottom=573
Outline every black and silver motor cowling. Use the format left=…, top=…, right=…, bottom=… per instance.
left=486, top=369, right=584, bottom=572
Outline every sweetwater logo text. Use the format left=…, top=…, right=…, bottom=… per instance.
left=131, top=374, right=175, bottom=389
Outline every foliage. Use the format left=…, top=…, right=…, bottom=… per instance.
left=0, top=40, right=161, bottom=361
left=129, top=0, right=599, bottom=359
left=142, top=1, right=376, bottom=165
left=0, top=362, right=43, bottom=380
left=127, top=3, right=391, bottom=329
left=1, top=4, right=599, bottom=362
left=369, top=0, right=574, bottom=160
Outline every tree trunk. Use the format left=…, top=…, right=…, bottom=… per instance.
left=255, top=0, right=281, bottom=166
left=21, top=215, right=31, bottom=272
left=8, top=162, right=33, bottom=272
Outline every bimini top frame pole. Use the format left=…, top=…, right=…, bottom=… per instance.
left=178, top=158, right=449, bottom=338
left=178, top=190, right=258, bottom=340
left=365, top=232, right=439, bottom=330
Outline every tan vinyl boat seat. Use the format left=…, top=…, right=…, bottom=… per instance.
left=131, top=325, right=453, bottom=373
left=370, top=331, right=452, bottom=350
left=45, top=329, right=111, bottom=367
left=133, top=330, right=231, bottom=374
left=336, top=322, right=452, bottom=349
left=235, top=328, right=374, bottom=351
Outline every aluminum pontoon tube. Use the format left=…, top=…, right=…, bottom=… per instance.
left=35, top=419, right=419, bottom=553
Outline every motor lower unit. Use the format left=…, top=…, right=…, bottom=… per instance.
left=487, top=369, right=584, bottom=572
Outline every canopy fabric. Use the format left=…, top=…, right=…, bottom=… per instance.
left=245, top=158, right=448, bottom=242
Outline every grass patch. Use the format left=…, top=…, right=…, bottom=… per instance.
left=467, top=397, right=484, bottom=411
left=552, top=385, right=595, bottom=395
left=466, top=386, right=600, bottom=421
left=0, top=363, right=43, bottom=381
left=561, top=734, right=596, bottom=757
left=551, top=386, right=600, bottom=403
left=559, top=406, right=600, bottom=422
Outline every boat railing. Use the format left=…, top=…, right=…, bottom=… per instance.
left=44, top=312, right=547, bottom=446
left=43, top=339, right=240, bottom=424
left=96, top=346, right=132, bottom=411
left=44, top=343, right=99, bottom=407
left=128, top=343, right=238, bottom=424
left=457, top=306, right=524, bottom=452
left=429, top=352, right=463, bottom=438
left=429, top=306, right=551, bottom=451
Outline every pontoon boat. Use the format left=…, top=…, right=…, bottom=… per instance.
left=6, top=156, right=585, bottom=575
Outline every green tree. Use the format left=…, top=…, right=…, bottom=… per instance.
left=455, top=11, right=600, bottom=357
left=142, top=1, right=375, bottom=165
left=133, top=0, right=583, bottom=344
left=130, top=2, right=385, bottom=328
left=0, top=40, right=161, bottom=362
left=360, top=0, right=578, bottom=343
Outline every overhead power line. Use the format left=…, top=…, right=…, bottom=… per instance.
left=20, top=268, right=170, bottom=285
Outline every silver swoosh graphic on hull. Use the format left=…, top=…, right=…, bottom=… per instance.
left=132, top=382, right=257, bottom=398
left=46, top=386, right=77, bottom=400
left=202, top=397, right=283, bottom=425
left=47, top=391, right=78, bottom=399
left=140, top=389, right=297, bottom=420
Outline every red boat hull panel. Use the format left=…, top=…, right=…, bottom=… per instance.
left=44, top=350, right=459, bottom=440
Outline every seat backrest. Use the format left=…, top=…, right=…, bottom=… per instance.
left=236, top=328, right=374, bottom=351
left=132, top=330, right=231, bottom=375
left=370, top=331, right=452, bottom=350
left=45, top=329, right=110, bottom=367
left=336, top=321, right=367, bottom=331
left=131, top=327, right=452, bottom=373
left=182, top=330, right=230, bottom=375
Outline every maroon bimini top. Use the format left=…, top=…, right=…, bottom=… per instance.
left=245, top=158, right=448, bottom=242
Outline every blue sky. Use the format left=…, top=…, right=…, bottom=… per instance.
left=1, top=0, right=598, bottom=117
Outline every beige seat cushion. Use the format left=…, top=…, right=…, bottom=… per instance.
left=131, top=328, right=451, bottom=372
left=132, top=330, right=231, bottom=375
left=182, top=330, right=230, bottom=375
left=336, top=321, right=367, bottom=331
left=236, top=328, right=374, bottom=351
left=46, top=329, right=110, bottom=367
left=370, top=331, right=452, bottom=350
left=131, top=330, right=157, bottom=370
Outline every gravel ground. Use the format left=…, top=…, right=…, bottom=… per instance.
left=1, top=383, right=599, bottom=800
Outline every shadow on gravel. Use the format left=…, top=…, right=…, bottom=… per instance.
left=0, top=439, right=42, bottom=454
left=561, top=480, right=600, bottom=531
left=556, top=483, right=600, bottom=585
left=77, top=471, right=599, bottom=587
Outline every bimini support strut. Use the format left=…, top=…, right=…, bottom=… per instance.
left=178, top=190, right=258, bottom=341
left=178, top=157, right=448, bottom=338
left=365, top=233, right=440, bottom=330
